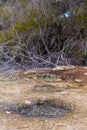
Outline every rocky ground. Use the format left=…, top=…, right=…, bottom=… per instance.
left=0, top=66, right=87, bottom=130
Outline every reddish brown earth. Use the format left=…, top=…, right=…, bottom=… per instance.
left=51, top=67, right=87, bottom=82
left=0, top=66, right=87, bottom=130
left=18, top=66, right=87, bottom=81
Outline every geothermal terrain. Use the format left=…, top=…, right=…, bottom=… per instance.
left=0, top=66, right=87, bottom=130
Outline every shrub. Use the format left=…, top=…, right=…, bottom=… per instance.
left=0, top=0, right=87, bottom=69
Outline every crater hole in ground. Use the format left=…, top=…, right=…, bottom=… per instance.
left=10, top=100, right=71, bottom=118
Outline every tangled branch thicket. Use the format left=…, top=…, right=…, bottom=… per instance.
left=0, top=0, right=87, bottom=71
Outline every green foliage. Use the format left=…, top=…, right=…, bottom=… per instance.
left=72, top=50, right=85, bottom=55
left=0, top=28, right=17, bottom=45
left=14, top=7, right=54, bottom=32
left=74, top=3, right=87, bottom=28
left=0, top=31, right=6, bottom=42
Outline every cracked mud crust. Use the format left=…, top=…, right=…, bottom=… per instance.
left=0, top=66, right=87, bottom=130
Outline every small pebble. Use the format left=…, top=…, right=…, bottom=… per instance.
left=45, top=120, right=48, bottom=123
left=52, top=66, right=75, bottom=70
left=52, top=66, right=65, bottom=70
left=24, top=70, right=36, bottom=75
left=56, top=78, right=62, bottom=82
left=84, top=73, right=87, bottom=75
left=6, top=111, right=10, bottom=114
left=83, top=67, right=87, bottom=69
left=74, top=115, right=77, bottom=119
left=24, top=100, right=31, bottom=105
left=13, top=119, right=16, bottom=121
left=74, top=79, right=82, bottom=83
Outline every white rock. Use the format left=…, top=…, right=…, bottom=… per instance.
left=6, top=111, right=10, bottom=114
left=24, top=100, right=31, bottom=105
left=45, top=120, right=48, bottom=123
left=24, top=70, right=36, bottom=75
left=74, top=79, right=82, bottom=82
left=52, top=66, right=75, bottom=71
left=52, top=66, right=65, bottom=70
left=84, top=73, right=87, bottom=75
left=56, top=78, right=62, bottom=81
left=83, top=67, right=87, bottom=69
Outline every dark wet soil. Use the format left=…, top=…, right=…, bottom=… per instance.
left=16, top=101, right=71, bottom=118
left=0, top=100, right=71, bottom=118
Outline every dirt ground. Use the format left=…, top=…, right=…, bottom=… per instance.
left=0, top=66, right=87, bottom=130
